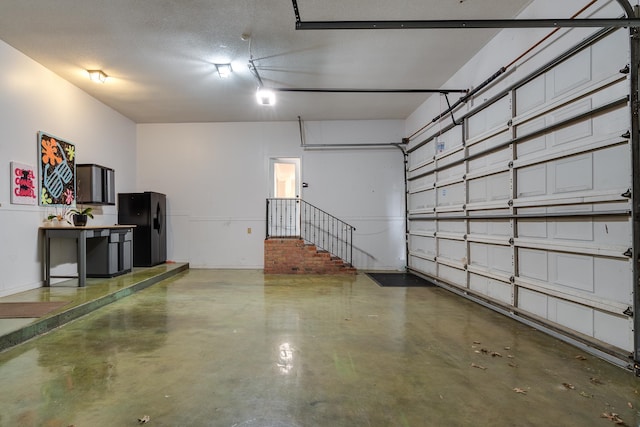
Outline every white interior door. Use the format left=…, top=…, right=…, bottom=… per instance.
left=269, top=157, right=301, bottom=199
left=269, top=158, right=301, bottom=236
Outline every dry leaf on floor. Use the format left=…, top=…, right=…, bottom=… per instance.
left=628, top=402, right=633, bottom=409
left=491, top=352, right=502, bottom=358
left=508, top=362, right=518, bottom=368
left=473, top=341, right=481, bottom=344
left=600, top=412, right=625, bottom=425
left=513, top=388, right=527, bottom=394
left=138, top=415, right=150, bottom=424
left=507, top=355, right=515, bottom=359
left=590, top=377, right=604, bottom=385
left=504, top=346, right=511, bottom=350
left=575, top=355, right=587, bottom=361
left=480, top=348, right=489, bottom=354
left=471, top=363, right=487, bottom=370
left=562, top=383, right=575, bottom=390
left=579, top=391, right=593, bottom=398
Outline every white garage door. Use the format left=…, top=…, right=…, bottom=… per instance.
left=407, top=28, right=635, bottom=368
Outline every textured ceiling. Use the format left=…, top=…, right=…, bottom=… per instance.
left=0, top=0, right=541, bottom=123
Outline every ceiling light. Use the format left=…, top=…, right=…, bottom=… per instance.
left=87, top=69, right=107, bottom=83
left=256, top=88, right=276, bottom=106
left=215, top=63, right=233, bottom=78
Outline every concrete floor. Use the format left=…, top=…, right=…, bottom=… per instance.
left=0, top=269, right=638, bottom=426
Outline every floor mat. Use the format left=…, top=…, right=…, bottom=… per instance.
left=366, top=272, right=436, bottom=287
left=0, top=301, right=69, bottom=318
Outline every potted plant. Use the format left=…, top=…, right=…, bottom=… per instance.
left=69, top=206, right=93, bottom=226
left=46, top=207, right=71, bottom=226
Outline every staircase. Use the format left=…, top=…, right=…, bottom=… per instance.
left=264, top=199, right=356, bottom=275
left=264, top=238, right=356, bottom=274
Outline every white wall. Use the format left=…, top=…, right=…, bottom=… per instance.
left=136, top=120, right=406, bottom=270
left=0, top=39, right=137, bottom=296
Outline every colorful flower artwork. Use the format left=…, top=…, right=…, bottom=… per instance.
left=10, top=161, right=37, bottom=205
left=38, top=132, right=76, bottom=207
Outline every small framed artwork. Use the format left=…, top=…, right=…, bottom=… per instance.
left=11, top=161, right=37, bottom=205
left=38, top=131, right=76, bottom=206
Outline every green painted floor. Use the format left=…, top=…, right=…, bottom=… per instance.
left=0, top=269, right=638, bottom=426
left=0, top=262, right=189, bottom=351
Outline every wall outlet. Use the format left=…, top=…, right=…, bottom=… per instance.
left=247, top=227, right=252, bottom=234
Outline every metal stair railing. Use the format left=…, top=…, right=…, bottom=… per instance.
left=265, top=198, right=356, bottom=266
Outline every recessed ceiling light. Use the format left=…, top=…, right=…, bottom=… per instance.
left=214, top=63, right=233, bottom=78
left=256, top=88, right=276, bottom=106
left=87, top=69, right=107, bottom=83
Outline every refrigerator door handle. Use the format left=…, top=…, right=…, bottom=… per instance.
left=153, top=202, right=162, bottom=231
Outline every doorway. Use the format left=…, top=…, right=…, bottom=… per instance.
left=268, top=157, right=301, bottom=237
left=269, top=157, right=301, bottom=199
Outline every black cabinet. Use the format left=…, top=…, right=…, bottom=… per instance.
left=77, top=164, right=115, bottom=205
left=118, top=192, right=167, bottom=267
left=86, top=228, right=133, bottom=277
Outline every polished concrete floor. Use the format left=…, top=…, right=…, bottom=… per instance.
left=0, top=269, right=638, bottom=426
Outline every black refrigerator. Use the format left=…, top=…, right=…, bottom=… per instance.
left=118, top=192, right=167, bottom=267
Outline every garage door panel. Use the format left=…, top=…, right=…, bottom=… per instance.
left=551, top=218, right=593, bottom=241
left=518, top=288, right=548, bottom=318
left=409, top=141, right=435, bottom=171
left=552, top=153, right=593, bottom=194
left=408, top=175, right=434, bottom=193
left=469, top=274, right=512, bottom=304
left=410, top=255, right=437, bottom=276
left=436, top=182, right=465, bottom=207
left=437, top=220, right=466, bottom=234
left=517, top=219, right=547, bottom=238
left=517, top=145, right=628, bottom=200
left=592, top=217, right=632, bottom=246
left=436, top=148, right=466, bottom=170
left=594, top=311, right=632, bottom=352
left=468, top=142, right=511, bottom=172
left=519, top=249, right=630, bottom=303
left=409, top=189, right=435, bottom=212
left=438, top=239, right=466, bottom=262
left=548, top=99, right=593, bottom=146
left=468, top=172, right=510, bottom=204
left=438, top=264, right=466, bottom=285
left=468, top=219, right=511, bottom=236
left=591, top=29, right=626, bottom=79
left=592, top=104, right=630, bottom=135
left=516, top=74, right=545, bottom=114
left=467, top=95, right=511, bottom=139
left=436, top=163, right=465, bottom=181
left=435, top=127, right=462, bottom=153
left=518, top=248, right=549, bottom=281
left=469, top=242, right=512, bottom=274
left=516, top=119, right=547, bottom=153
left=593, top=144, right=631, bottom=191
left=552, top=253, right=594, bottom=292
left=543, top=217, right=629, bottom=245
left=593, top=258, right=632, bottom=304
left=409, top=220, right=436, bottom=235
left=549, top=49, right=591, bottom=99
left=552, top=298, right=594, bottom=336
left=517, top=164, right=547, bottom=198
left=409, top=235, right=435, bottom=258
